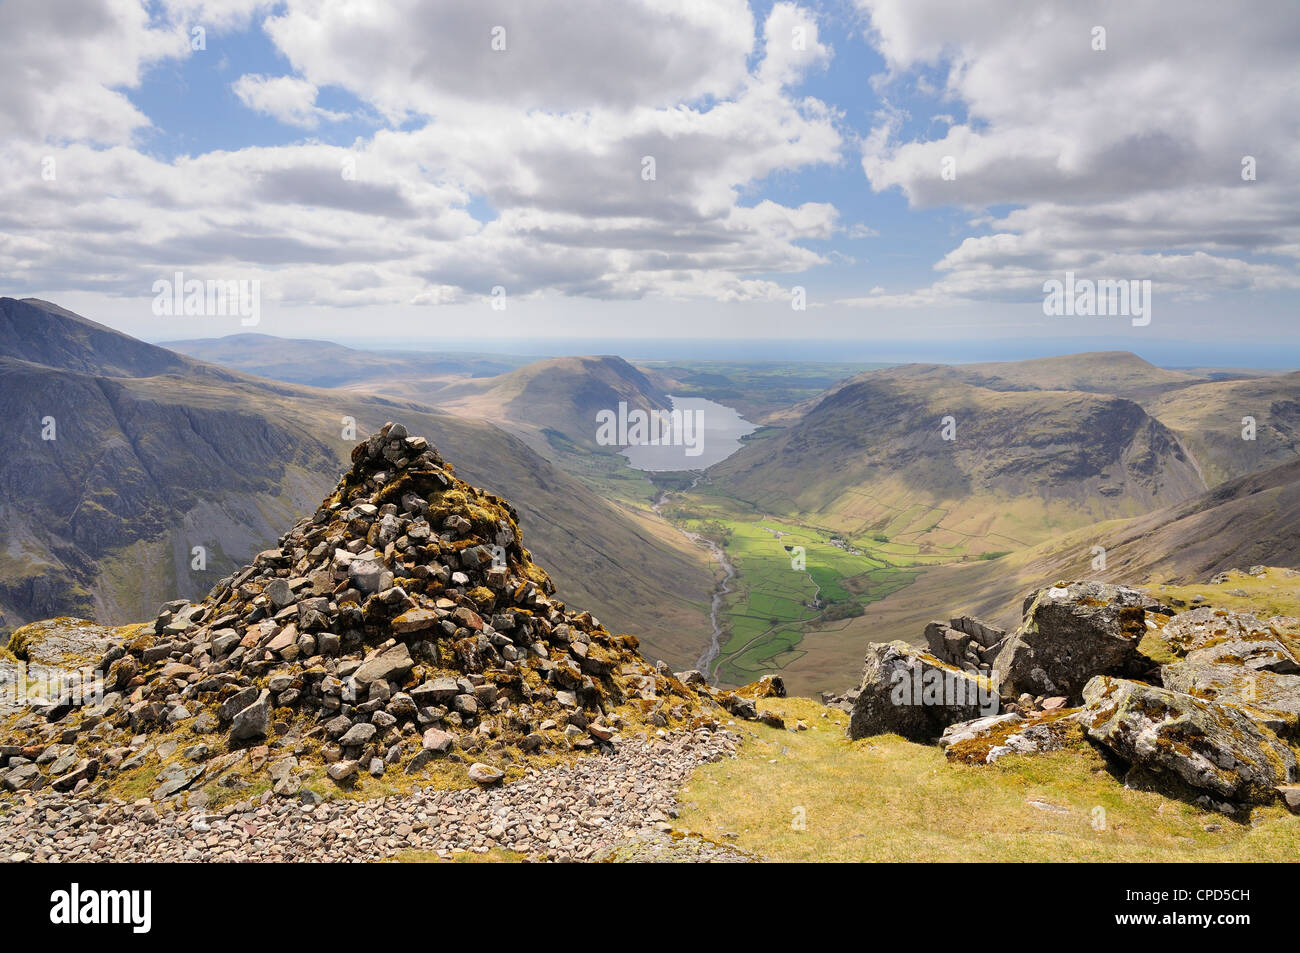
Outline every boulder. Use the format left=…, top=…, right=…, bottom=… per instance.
left=736, top=674, right=786, bottom=699
left=848, top=641, right=998, bottom=742
left=944, top=710, right=1082, bottom=765
left=1161, top=637, right=1300, bottom=739
left=939, top=712, right=1023, bottom=749
left=468, top=762, right=504, bottom=785
left=1081, top=676, right=1298, bottom=804
left=1158, top=606, right=1271, bottom=655
left=993, top=581, right=1154, bottom=702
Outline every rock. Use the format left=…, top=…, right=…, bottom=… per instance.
left=945, top=710, right=1081, bottom=764
left=2, top=763, right=40, bottom=792
left=411, top=677, right=459, bottom=705
left=993, top=581, right=1154, bottom=702
left=153, top=762, right=203, bottom=800
left=737, top=674, right=786, bottom=699
left=1159, top=606, right=1271, bottom=655
left=219, top=686, right=261, bottom=722
left=1081, top=676, right=1298, bottom=804
left=1161, top=638, right=1300, bottom=739
left=349, top=558, right=387, bottom=594
left=51, top=758, right=98, bottom=792
left=327, top=761, right=358, bottom=782
left=338, top=723, right=377, bottom=747
left=392, top=608, right=439, bottom=634
left=1278, top=785, right=1300, bottom=814
left=353, top=643, right=413, bottom=687
left=468, top=762, right=504, bottom=785
left=264, top=578, right=294, bottom=609
left=405, top=749, right=437, bottom=774
left=421, top=728, right=455, bottom=753
left=228, top=690, right=271, bottom=742
left=675, top=669, right=710, bottom=690
left=939, top=712, right=1024, bottom=749
left=848, top=641, right=997, bottom=742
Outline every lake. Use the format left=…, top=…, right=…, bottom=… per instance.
left=620, top=396, right=757, bottom=471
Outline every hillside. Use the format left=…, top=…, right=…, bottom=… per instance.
left=773, top=456, right=1300, bottom=693
left=0, top=299, right=712, bottom=667
left=706, top=368, right=1207, bottom=553
left=1146, top=373, right=1300, bottom=486
left=434, top=355, right=674, bottom=454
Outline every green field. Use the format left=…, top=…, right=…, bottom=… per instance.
left=664, top=486, right=928, bottom=685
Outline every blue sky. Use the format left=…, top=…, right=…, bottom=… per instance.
left=1, top=0, right=1297, bottom=363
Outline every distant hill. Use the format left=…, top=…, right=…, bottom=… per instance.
left=933, top=350, right=1204, bottom=399
left=163, top=333, right=526, bottom=390
left=435, top=355, right=674, bottom=453
left=707, top=367, right=1207, bottom=552
left=1145, top=372, right=1300, bottom=486
left=0, top=299, right=712, bottom=666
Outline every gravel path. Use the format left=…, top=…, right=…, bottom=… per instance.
left=0, top=727, right=752, bottom=863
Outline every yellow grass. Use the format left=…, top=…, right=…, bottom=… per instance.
left=675, top=697, right=1300, bottom=862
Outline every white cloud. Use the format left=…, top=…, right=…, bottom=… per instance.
left=0, top=0, right=186, bottom=145
left=232, top=74, right=347, bottom=128
left=854, top=0, right=1300, bottom=304
left=0, top=0, right=844, bottom=309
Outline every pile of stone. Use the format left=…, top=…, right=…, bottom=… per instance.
left=845, top=577, right=1300, bottom=811
left=0, top=423, right=757, bottom=803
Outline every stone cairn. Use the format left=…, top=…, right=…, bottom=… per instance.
left=1, top=423, right=769, bottom=801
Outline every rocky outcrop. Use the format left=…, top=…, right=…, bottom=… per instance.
left=992, top=581, right=1164, bottom=702
left=1081, top=676, right=1298, bottom=805
left=1161, top=635, right=1300, bottom=739
left=1157, top=606, right=1273, bottom=655
left=848, top=641, right=998, bottom=742
left=923, top=615, right=1006, bottom=677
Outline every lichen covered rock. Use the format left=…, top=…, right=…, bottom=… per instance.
left=992, top=581, right=1162, bottom=702
left=849, top=641, right=998, bottom=742
left=1081, top=675, right=1298, bottom=804
left=1161, top=635, right=1300, bottom=739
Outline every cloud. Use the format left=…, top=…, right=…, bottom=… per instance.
left=854, top=0, right=1300, bottom=303
left=0, top=0, right=843, bottom=309
left=232, top=74, right=348, bottom=128
left=0, top=0, right=186, bottom=145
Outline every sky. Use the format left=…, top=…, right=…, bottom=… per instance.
left=1, top=0, right=1298, bottom=362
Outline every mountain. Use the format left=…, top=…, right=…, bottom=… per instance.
left=433, top=355, right=674, bottom=455
left=0, top=298, right=192, bottom=378
left=163, top=333, right=526, bottom=390
left=0, top=299, right=712, bottom=667
left=928, top=350, right=1205, bottom=400
left=706, top=366, right=1207, bottom=553
left=1145, top=372, right=1300, bottom=486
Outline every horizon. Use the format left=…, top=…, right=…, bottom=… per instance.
left=149, top=329, right=1300, bottom=371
